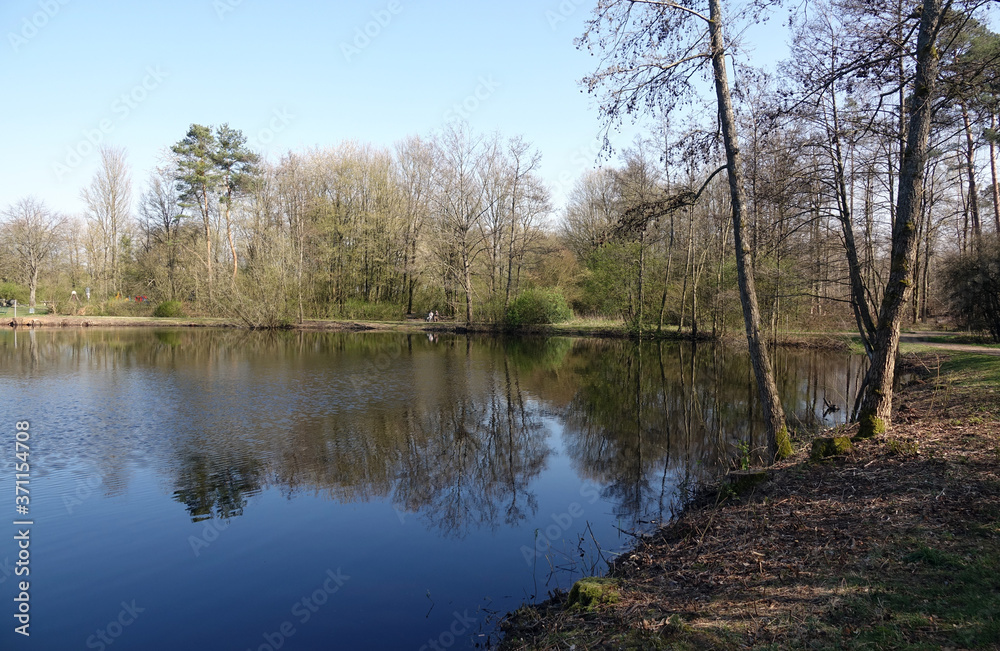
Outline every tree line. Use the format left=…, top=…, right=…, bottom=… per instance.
left=1, top=123, right=557, bottom=328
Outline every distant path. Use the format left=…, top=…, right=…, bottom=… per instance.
left=898, top=331, right=1000, bottom=357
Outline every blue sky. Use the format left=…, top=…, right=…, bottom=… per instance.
left=1, top=0, right=792, bottom=216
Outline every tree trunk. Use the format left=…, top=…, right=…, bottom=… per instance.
left=297, top=225, right=305, bottom=324
left=990, top=112, right=1000, bottom=233
left=407, top=238, right=417, bottom=315
left=657, top=212, right=675, bottom=333
left=961, top=103, right=981, bottom=243
left=708, top=0, right=789, bottom=462
left=224, top=194, right=238, bottom=281
left=462, top=245, right=473, bottom=325
left=203, top=189, right=213, bottom=302
left=679, top=208, right=693, bottom=332
left=637, top=229, right=646, bottom=334
left=857, top=0, right=945, bottom=438
left=506, top=174, right=519, bottom=308
left=831, top=92, right=877, bottom=354
left=29, top=264, right=38, bottom=309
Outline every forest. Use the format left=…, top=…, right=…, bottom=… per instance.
left=1, top=2, right=997, bottom=338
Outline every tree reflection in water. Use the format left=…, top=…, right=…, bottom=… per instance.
left=0, top=329, right=862, bottom=537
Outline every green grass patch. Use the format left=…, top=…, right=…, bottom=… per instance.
left=920, top=334, right=1000, bottom=347
left=939, top=352, right=1000, bottom=387
left=846, top=336, right=868, bottom=355
left=0, top=305, right=51, bottom=316
left=838, top=536, right=1000, bottom=649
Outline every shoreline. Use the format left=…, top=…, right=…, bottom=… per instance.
left=498, top=351, right=1000, bottom=649
left=2, top=314, right=856, bottom=349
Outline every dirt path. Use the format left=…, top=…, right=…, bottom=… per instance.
left=898, top=331, right=1000, bottom=356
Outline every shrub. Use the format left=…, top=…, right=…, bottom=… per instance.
left=153, top=301, right=185, bottom=318
left=0, top=282, right=29, bottom=306
left=217, top=275, right=292, bottom=329
left=506, top=288, right=572, bottom=327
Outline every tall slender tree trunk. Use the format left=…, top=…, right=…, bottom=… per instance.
left=505, top=172, right=520, bottom=309
left=858, top=0, right=946, bottom=438
left=406, top=238, right=417, bottom=315
left=961, top=103, right=981, bottom=243
left=679, top=208, right=693, bottom=332
left=297, top=223, right=305, bottom=324
left=831, top=92, right=876, bottom=354
left=224, top=196, right=238, bottom=281
left=708, top=0, right=789, bottom=462
left=657, top=212, right=675, bottom=333
left=637, top=229, right=646, bottom=335
left=989, top=112, right=1000, bottom=233
left=712, top=220, right=728, bottom=337
left=203, top=189, right=214, bottom=302
left=462, top=244, right=473, bottom=325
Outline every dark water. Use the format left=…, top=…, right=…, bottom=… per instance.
left=0, top=329, right=863, bottom=650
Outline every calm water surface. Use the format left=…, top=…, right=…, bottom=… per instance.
left=0, top=329, right=862, bottom=650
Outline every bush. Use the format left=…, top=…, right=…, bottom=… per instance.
left=217, top=275, right=292, bottom=329
left=153, top=301, right=185, bottom=318
left=944, top=238, right=1000, bottom=342
left=0, top=282, right=29, bottom=306
left=506, top=288, right=572, bottom=327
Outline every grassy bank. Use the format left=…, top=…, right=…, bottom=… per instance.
left=499, top=352, right=1000, bottom=650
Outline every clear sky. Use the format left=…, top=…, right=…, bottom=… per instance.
left=0, top=0, right=792, bottom=217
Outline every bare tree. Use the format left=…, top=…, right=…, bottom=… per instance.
left=2, top=198, right=65, bottom=309
left=431, top=124, right=493, bottom=324
left=138, top=165, right=183, bottom=300
left=396, top=136, right=437, bottom=315
left=579, top=0, right=790, bottom=461
left=81, top=146, right=133, bottom=298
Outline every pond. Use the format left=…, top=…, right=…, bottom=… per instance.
left=0, top=329, right=863, bottom=650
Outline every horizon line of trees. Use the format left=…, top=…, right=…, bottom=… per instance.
left=0, top=3, right=997, bottom=347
